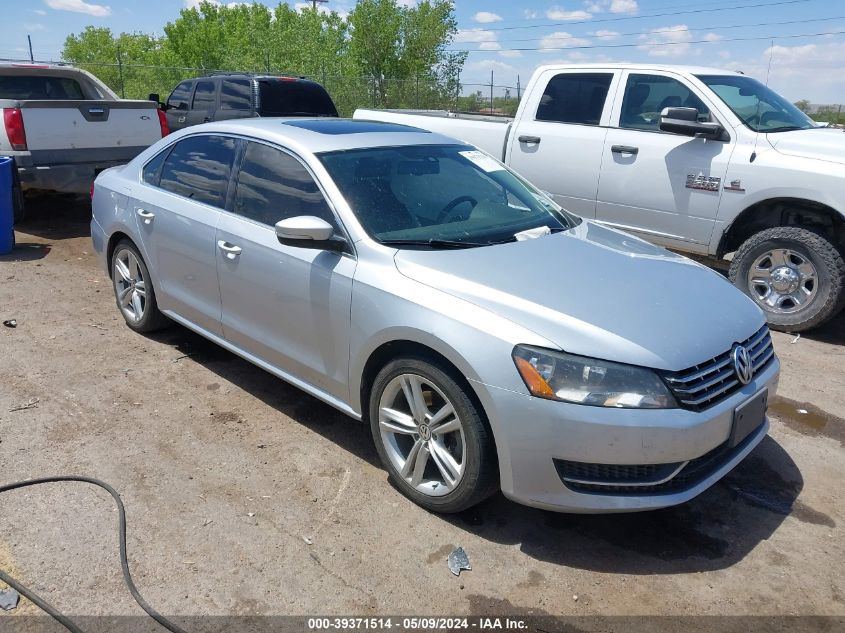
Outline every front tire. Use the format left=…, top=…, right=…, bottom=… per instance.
left=368, top=357, right=498, bottom=513
left=729, top=227, right=845, bottom=332
left=111, top=240, right=169, bottom=333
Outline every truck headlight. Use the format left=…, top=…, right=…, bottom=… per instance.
left=512, top=345, right=677, bottom=409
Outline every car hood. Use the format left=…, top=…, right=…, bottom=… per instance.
left=393, top=221, right=764, bottom=371
left=767, top=127, right=845, bottom=165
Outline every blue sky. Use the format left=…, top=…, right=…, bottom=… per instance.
left=3, top=0, right=845, bottom=102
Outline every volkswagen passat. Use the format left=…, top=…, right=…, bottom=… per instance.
left=91, top=119, right=779, bottom=513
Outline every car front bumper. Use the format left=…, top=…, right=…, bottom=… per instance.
left=474, top=355, right=780, bottom=513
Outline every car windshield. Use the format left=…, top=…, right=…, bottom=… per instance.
left=696, top=74, right=816, bottom=133
left=318, top=144, right=577, bottom=247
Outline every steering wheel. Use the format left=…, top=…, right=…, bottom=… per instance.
left=437, top=195, right=478, bottom=223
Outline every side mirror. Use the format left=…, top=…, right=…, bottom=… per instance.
left=659, top=107, right=724, bottom=139
left=275, top=216, right=346, bottom=251
left=148, top=93, right=167, bottom=110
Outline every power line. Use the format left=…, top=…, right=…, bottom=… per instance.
left=448, top=27, right=845, bottom=52
left=485, top=14, right=845, bottom=45
left=481, top=0, right=813, bottom=31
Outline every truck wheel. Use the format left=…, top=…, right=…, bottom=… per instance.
left=729, top=227, right=845, bottom=332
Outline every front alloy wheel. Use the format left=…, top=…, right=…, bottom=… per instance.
left=369, top=357, right=498, bottom=513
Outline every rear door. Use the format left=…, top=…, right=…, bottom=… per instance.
left=134, top=133, right=238, bottom=335
left=164, top=80, right=193, bottom=131
left=186, top=79, right=218, bottom=127
left=216, top=140, right=355, bottom=401
left=595, top=70, right=733, bottom=251
left=505, top=69, right=619, bottom=218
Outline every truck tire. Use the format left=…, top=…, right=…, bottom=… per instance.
left=12, top=168, right=25, bottom=224
left=729, top=227, right=845, bottom=332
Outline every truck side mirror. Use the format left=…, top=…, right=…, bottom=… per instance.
left=148, top=93, right=168, bottom=111
left=660, top=107, right=725, bottom=140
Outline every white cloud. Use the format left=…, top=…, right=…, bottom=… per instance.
left=539, top=31, right=591, bottom=51
left=638, top=24, right=692, bottom=57
left=396, top=0, right=417, bottom=7
left=466, top=59, right=516, bottom=73
left=546, top=5, right=592, bottom=20
left=524, top=9, right=538, bottom=18
left=32, top=9, right=47, bottom=15
left=609, top=0, right=637, bottom=14
left=473, top=11, right=503, bottom=24
left=455, top=28, right=501, bottom=51
left=499, top=49, right=523, bottom=58
left=590, top=29, right=619, bottom=40
left=703, top=32, right=723, bottom=42
left=24, top=23, right=47, bottom=31
left=293, top=1, right=348, bottom=16
left=44, top=0, right=111, bottom=16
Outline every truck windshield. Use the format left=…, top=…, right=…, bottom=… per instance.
left=258, top=79, right=338, bottom=117
left=319, top=144, right=576, bottom=248
left=696, top=74, right=816, bottom=133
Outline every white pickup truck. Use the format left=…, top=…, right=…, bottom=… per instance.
left=355, top=63, right=845, bottom=332
left=0, top=62, right=167, bottom=200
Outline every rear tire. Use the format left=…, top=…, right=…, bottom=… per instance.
left=368, top=356, right=498, bottom=513
left=729, top=227, right=845, bottom=332
left=111, top=240, right=170, bottom=333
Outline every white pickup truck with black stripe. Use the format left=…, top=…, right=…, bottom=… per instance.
left=0, top=62, right=167, bottom=197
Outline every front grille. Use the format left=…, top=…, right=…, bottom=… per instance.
left=555, top=422, right=762, bottom=495
left=660, top=325, right=775, bottom=411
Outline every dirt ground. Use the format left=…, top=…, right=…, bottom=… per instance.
left=1, top=196, right=844, bottom=626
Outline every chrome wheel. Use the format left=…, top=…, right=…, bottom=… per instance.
left=378, top=374, right=466, bottom=497
left=113, top=248, right=147, bottom=324
left=747, top=248, right=818, bottom=314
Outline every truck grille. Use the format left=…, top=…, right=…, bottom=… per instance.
left=660, top=325, right=775, bottom=411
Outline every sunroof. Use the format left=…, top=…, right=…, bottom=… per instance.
left=282, top=119, right=430, bottom=135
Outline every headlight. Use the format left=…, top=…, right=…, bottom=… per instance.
left=512, top=345, right=677, bottom=409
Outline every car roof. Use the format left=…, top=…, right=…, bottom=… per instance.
left=534, top=63, right=741, bottom=76
left=189, top=118, right=466, bottom=153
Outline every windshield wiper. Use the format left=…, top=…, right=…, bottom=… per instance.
left=380, top=237, right=516, bottom=249
left=763, top=125, right=807, bottom=133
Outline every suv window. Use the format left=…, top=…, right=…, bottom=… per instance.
left=257, top=79, right=338, bottom=117
left=221, top=79, right=252, bottom=111
left=167, top=81, right=192, bottom=110
left=159, top=135, right=237, bottom=207
left=0, top=75, right=84, bottom=100
left=233, top=141, right=335, bottom=226
left=192, top=80, right=216, bottom=110
left=535, top=73, right=612, bottom=125
left=620, top=73, right=709, bottom=131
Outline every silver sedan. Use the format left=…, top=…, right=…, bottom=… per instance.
left=91, top=118, right=779, bottom=513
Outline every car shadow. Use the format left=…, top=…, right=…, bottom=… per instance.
left=146, top=324, right=382, bottom=469
left=16, top=193, right=91, bottom=240
left=0, top=242, right=52, bottom=262
left=793, top=309, right=845, bottom=345
left=148, top=324, right=811, bottom=575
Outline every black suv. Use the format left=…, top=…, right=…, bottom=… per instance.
left=156, top=74, right=338, bottom=132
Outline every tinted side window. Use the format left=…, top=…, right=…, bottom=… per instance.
left=167, top=81, right=192, bottom=110
left=620, top=74, right=709, bottom=130
left=233, top=142, right=335, bottom=227
left=221, top=79, right=252, bottom=111
left=142, top=147, right=170, bottom=186
left=159, top=135, right=237, bottom=207
left=192, top=80, right=216, bottom=110
left=0, top=75, right=84, bottom=100
left=536, top=73, right=612, bottom=125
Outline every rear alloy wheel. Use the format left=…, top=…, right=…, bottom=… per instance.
left=369, top=358, right=497, bottom=513
left=111, top=240, right=169, bottom=333
left=729, top=227, right=845, bottom=332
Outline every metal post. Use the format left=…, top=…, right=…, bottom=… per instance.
left=27, top=35, right=34, bottom=63
left=517, top=74, right=521, bottom=101
left=415, top=75, right=419, bottom=108
left=116, top=44, right=125, bottom=98
left=490, top=71, right=494, bottom=114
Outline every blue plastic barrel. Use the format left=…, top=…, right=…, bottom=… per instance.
left=0, top=156, right=14, bottom=255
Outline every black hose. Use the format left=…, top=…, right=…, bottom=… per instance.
left=0, top=476, right=189, bottom=633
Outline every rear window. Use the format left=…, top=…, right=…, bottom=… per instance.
left=192, top=80, right=216, bottom=110
left=0, top=75, right=85, bottom=100
left=159, top=135, right=237, bottom=208
left=257, top=79, right=338, bottom=117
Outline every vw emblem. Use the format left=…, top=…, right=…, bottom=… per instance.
left=731, top=345, right=753, bottom=385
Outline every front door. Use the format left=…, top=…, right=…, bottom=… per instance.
left=186, top=79, right=218, bottom=128
left=134, top=134, right=238, bottom=336
left=216, top=140, right=356, bottom=402
left=506, top=69, right=619, bottom=218
left=595, top=71, right=733, bottom=251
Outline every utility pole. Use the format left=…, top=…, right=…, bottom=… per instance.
left=516, top=74, right=520, bottom=101
left=489, top=71, right=494, bottom=114
left=311, top=0, right=328, bottom=10
left=27, top=35, right=34, bottom=63
left=116, top=44, right=125, bottom=98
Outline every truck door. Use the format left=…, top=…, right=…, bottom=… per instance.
left=595, top=71, right=733, bottom=251
left=164, top=80, right=193, bottom=131
left=506, top=69, right=619, bottom=218
left=186, top=79, right=218, bottom=127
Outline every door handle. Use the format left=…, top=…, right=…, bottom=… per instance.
left=217, top=240, right=242, bottom=259
left=518, top=135, right=541, bottom=144
left=136, top=208, right=155, bottom=224
left=611, top=145, right=639, bottom=155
